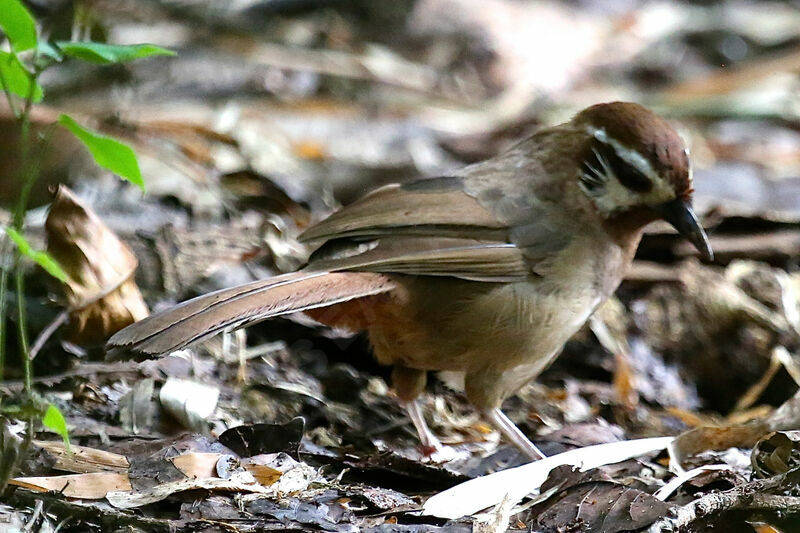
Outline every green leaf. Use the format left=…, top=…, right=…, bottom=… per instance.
left=42, top=404, right=71, bottom=452
left=58, top=114, right=145, bottom=191
left=56, top=41, right=176, bottom=65
left=0, top=0, right=37, bottom=52
left=0, top=50, right=43, bottom=101
left=5, top=228, right=68, bottom=282
left=36, top=41, right=63, bottom=63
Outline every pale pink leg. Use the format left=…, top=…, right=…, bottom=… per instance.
left=405, top=400, right=443, bottom=453
left=484, top=408, right=545, bottom=461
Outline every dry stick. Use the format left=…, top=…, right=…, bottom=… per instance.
left=648, top=468, right=800, bottom=532
left=28, top=310, right=68, bottom=360
left=22, top=498, right=44, bottom=532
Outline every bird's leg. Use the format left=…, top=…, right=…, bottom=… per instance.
left=404, top=399, right=443, bottom=454
left=483, top=408, right=545, bottom=461
left=391, top=365, right=444, bottom=454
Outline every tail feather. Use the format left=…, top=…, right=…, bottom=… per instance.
left=107, top=270, right=396, bottom=358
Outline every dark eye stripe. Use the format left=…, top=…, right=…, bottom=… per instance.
left=584, top=141, right=652, bottom=193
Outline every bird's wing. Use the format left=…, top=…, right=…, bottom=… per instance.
left=301, top=176, right=566, bottom=282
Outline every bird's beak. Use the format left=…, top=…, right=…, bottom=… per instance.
left=655, top=199, right=714, bottom=261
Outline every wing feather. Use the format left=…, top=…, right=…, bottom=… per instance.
left=310, top=236, right=529, bottom=282
left=299, top=179, right=506, bottom=243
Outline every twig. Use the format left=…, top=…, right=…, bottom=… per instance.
left=0, top=361, right=139, bottom=393
left=21, top=499, right=43, bottom=532
left=29, top=310, right=68, bottom=360
left=648, top=468, right=800, bottom=532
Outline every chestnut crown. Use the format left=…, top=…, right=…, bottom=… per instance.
left=573, top=102, right=693, bottom=216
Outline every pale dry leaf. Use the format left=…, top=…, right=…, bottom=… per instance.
left=653, top=464, right=731, bottom=501
left=10, top=472, right=132, bottom=499
left=473, top=492, right=515, bottom=533
left=119, top=378, right=155, bottom=434
left=45, top=185, right=148, bottom=346
left=106, top=470, right=268, bottom=509
left=170, top=452, right=223, bottom=479
left=242, top=453, right=316, bottom=493
left=423, top=437, right=672, bottom=519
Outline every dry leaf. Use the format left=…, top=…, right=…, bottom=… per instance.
left=670, top=391, right=800, bottom=470
left=10, top=472, right=132, bottom=499
left=106, top=470, right=268, bottom=509
left=423, top=437, right=672, bottom=519
left=34, top=441, right=129, bottom=474
left=170, top=452, right=223, bottom=479
left=119, top=378, right=155, bottom=434
left=751, top=431, right=800, bottom=478
left=45, top=185, right=148, bottom=346
left=241, top=462, right=283, bottom=486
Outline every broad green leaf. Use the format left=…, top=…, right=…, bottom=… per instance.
left=0, top=0, right=36, bottom=52
left=0, top=50, right=43, bottom=101
left=42, top=404, right=71, bottom=452
left=5, top=228, right=68, bottom=282
left=56, top=41, right=176, bottom=65
left=58, top=114, right=145, bottom=191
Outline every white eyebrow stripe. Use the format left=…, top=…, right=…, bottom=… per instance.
left=586, top=126, right=656, bottom=180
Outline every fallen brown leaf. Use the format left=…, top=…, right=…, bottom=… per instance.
left=45, top=185, right=149, bottom=346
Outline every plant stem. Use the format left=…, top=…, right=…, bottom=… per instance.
left=14, top=259, right=30, bottom=395
left=11, top=59, right=44, bottom=398
left=0, top=56, right=27, bottom=388
left=0, top=237, right=9, bottom=386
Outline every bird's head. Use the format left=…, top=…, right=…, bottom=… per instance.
left=572, top=101, right=712, bottom=260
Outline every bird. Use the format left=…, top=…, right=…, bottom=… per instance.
left=107, top=102, right=713, bottom=460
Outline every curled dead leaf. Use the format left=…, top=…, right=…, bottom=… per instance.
left=45, top=186, right=148, bottom=346
left=752, top=431, right=800, bottom=478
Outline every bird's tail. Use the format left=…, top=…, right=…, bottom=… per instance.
left=106, top=270, right=396, bottom=358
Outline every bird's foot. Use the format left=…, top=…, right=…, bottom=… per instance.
left=404, top=400, right=460, bottom=463
left=419, top=442, right=461, bottom=463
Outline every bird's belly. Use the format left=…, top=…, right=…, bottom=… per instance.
left=367, top=276, right=604, bottom=375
